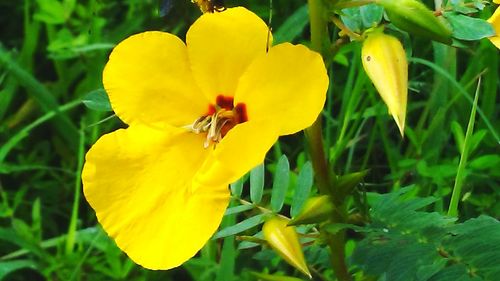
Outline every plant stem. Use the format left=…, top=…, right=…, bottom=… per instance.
left=306, top=1, right=351, bottom=280
left=306, top=0, right=334, bottom=196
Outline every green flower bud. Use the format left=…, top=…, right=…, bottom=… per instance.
left=376, top=0, right=452, bottom=44
left=288, top=195, right=334, bottom=226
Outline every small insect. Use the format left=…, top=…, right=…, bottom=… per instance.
left=192, top=0, right=226, bottom=13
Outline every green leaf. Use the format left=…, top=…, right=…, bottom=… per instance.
left=213, top=214, right=265, bottom=239
left=34, top=0, right=67, bottom=24
left=340, top=8, right=362, bottom=33
left=0, top=45, right=78, bottom=148
left=224, top=204, right=253, bottom=216
left=291, top=162, right=313, bottom=217
left=230, top=174, right=246, bottom=198
left=250, top=163, right=265, bottom=204
left=451, top=121, right=465, bottom=153
left=360, top=3, right=384, bottom=28
left=352, top=188, right=500, bottom=281
left=82, top=89, right=112, bottom=111
left=469, top=154, right=500, bottom=170
left=445, top=12, right=495, bottom=40
left=271, top=155, right=290, bottom=212
left=0, top=260, right=37, bottom=280
left=274, top=5, right=308, bottom=44
left=216, top=204, right=237, bottom=281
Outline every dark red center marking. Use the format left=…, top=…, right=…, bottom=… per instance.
left=216, top=95, right=234, bottom=110
left=206, top=95, right=248, bottom=138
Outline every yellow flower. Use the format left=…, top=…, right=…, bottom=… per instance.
left=82, top=7, right=328, bottom=270
left=488, top=6, right=500, bottom=49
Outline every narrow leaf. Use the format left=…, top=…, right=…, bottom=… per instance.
left=291, top=162, right=313, bottom=217
left=213, top=214, right=265, bottom=239
left=271, top=155, right=290, bottom=212
left=250, top=163, right=265, bottom=204
left=274, top=5, right=308, bottom=44
left=230, top=174, right=246, bottom=198
left=224, top=204, right=253, bottom=216
left=0, top=260, right=37, bottom=280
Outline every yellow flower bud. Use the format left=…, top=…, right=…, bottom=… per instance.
left=263, top=216, right=311, bottom=278
left=362, top=30, right=408, bottom=136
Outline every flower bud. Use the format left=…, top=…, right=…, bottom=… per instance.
left=288, top=195, right=334, bottom=226
left=376, top=0, right=452, bottom=44
left=263, top=216, right=311, bottom=278
left=362, top=30, right=408, bottom=136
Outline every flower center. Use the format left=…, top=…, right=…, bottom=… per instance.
left=187, top=95, right=248, bottom=148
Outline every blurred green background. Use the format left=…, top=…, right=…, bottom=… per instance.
left=0, top=0, right=498, bottom=280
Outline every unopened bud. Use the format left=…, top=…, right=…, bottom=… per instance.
left=263, top=216, right=311, bottom=278
left=362, top=29, right=408, bottom=136
left=288, top=195, right=334, bottom=226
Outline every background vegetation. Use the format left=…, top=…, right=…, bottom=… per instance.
left=0, top=0, right=498, bottom=280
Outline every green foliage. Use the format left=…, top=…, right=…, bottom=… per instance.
left=351, top=187, right=500, bottom=281
left=445, top=13, right=495, bottom=41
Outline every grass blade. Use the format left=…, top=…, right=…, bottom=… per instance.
left=448, top=78, right=481, bottom=217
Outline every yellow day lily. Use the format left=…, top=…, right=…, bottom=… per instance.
left=488, top=6, right=500, bottom=49
left=82, top=7, right=328, bottom=270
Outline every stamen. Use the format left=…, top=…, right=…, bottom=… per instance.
left=185, top=95, right=248, bottom=148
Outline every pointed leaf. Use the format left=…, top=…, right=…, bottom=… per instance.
left=82, top=89, right=112, bottom=112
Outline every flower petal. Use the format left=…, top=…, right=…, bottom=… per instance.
left=82, top=125, right=229, bottom=269
left=234, top=43, right=329, bottom=135
left=488, top=7, right=500, bottom=49
left=195, top=121, right=279, bottom=187
left=186, top=7, right=271, bottom=101
left=103, top=31, right=209, bottom=127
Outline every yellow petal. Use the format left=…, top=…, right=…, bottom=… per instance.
left=234, top=43, right=328, bottom=136
left=195, top=121, right=279, bottom=187
left=82, top=125, right=229, bottom=269
left=488, top=7, right=500, bottom=49
left=263, top=216, right=311, bottom=278
left=186, top=7, right=271, bottom=101
left=361, top=31, right=408, bottom=136
left=103, top=31, right=209, bottom=127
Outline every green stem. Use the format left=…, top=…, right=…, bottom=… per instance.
left=305, top=120, right=331, bottom=195
left=306, top=0, right=334, bottom=195
left=65, top=119, right=85, bottom=255
left=307, top=1, right=351, bottom=280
